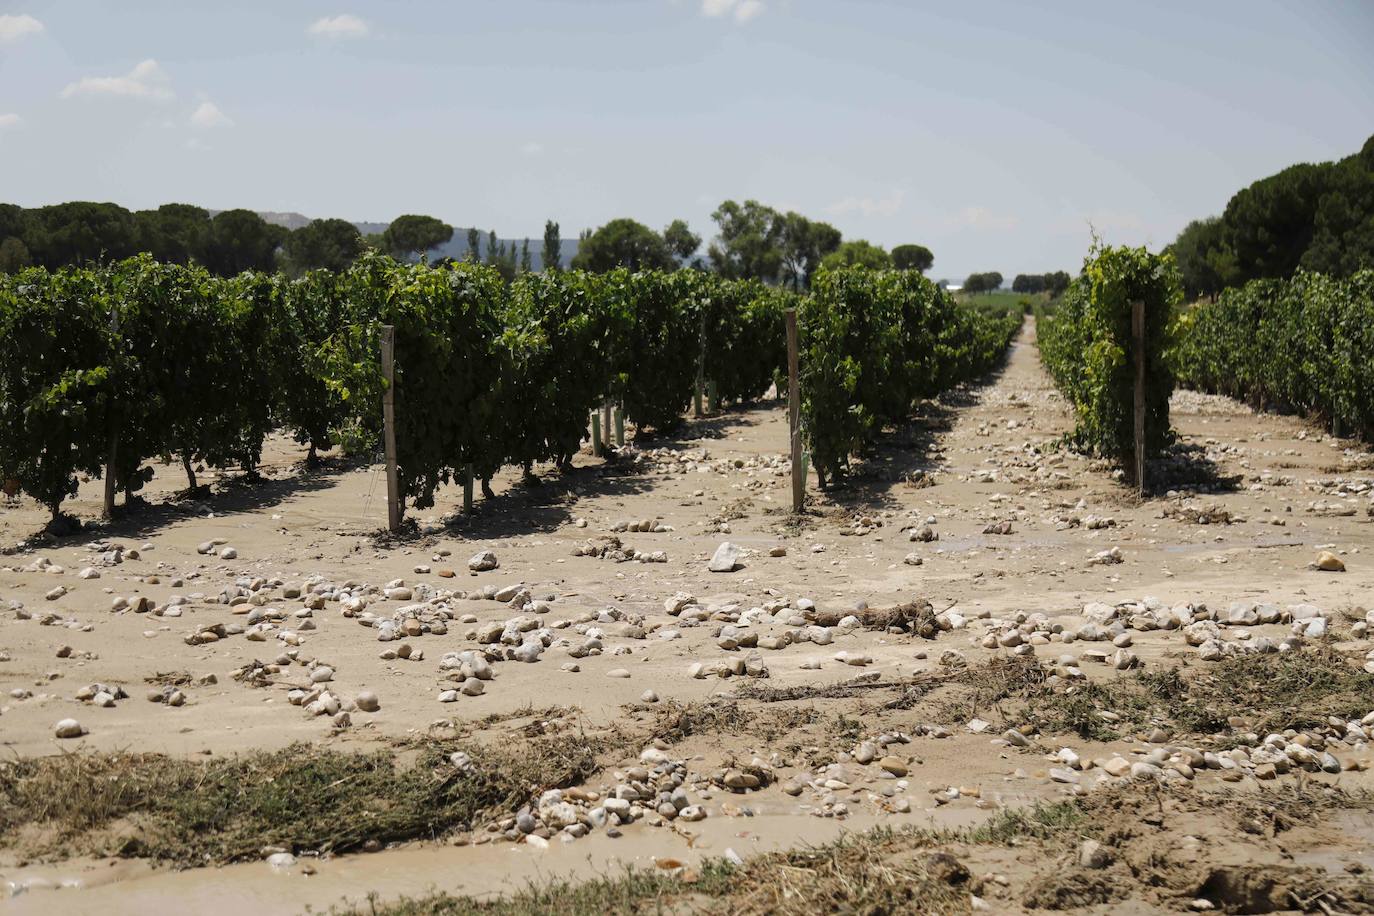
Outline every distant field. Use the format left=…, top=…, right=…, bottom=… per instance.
left=955, top=290, right=1039, bottom=311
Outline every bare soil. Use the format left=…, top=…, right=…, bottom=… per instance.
left=2, top=320, right=1372, bottom=914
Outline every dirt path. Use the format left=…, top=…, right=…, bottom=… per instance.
left=2, top=318, right=1372, bottom=913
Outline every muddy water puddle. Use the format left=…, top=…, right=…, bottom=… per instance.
left=0, top=799, right=1027, bottom=916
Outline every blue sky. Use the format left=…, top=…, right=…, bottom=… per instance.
left=1, top=0, right=1371, bottom=279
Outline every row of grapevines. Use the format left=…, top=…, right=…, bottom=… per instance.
left=798, top=267, right=1020, bottom=487
left=0, top=253, right=794, bottom=524
left=1035, top=245, right=1182, bottom=472
left=1172, top=269, right=1374, bottom=440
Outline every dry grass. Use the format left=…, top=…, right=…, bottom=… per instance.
left=0, top=731, right=608, bottom=865
left=1006, top=647, right=1374, bottom=744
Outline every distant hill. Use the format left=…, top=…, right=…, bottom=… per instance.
left=254, top=212, right=579, bottom=272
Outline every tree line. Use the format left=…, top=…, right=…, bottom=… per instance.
left=1168, top=133, right=1374, bottom=300
left=0, top=199, right=939, bottom=293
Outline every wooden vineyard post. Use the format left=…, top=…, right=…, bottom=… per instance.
left=1132, top=300, right=1147, bottom=497
left=463, top=465, right=474, bottom=513
left=381, top=326, right=401, bottom=533
left=786, top=308, right=804, bottom=513
left=614, top=407, right=625, bottom=446
left=708, top=379, right=719, bottom=414
left=602, top=401, right=613, bottom=451
left=103, top=306, right=119, bottom=520
left=591, top=411, right=603, bottom=457
left=694, top=311, right=706, bottom=418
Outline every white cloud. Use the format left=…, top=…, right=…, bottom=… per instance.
left=735, top=0, right=765, bottom=22
left=825, top=189, right=906, bottom=218
left=520, top=141, right=544, bottom=156
left=308, top=14, right=369, bottom=39
left=701, top=0, right=765, bottom=23
left=60, top=59, right=174, bottom=101
left=0, top=13, right=44, bottom=43
left=0, top=113, right=20, bottom=129
left=950, top=206, right=1018, bottom=231
left=190, top=101, right=232, bottom=128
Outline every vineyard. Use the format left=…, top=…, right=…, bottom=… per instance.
left=1034, top=245, right=1183, bottom=478
left=0, top=254, right=1017, bottom=527
left=1173, top=269, right=1374, bottom=442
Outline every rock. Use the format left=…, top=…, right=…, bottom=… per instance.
left=310, top=666, right=335, bottom=683
left=54, top=718, right=85, bottom=739
left=1002, top=728, right=1030, bottom=748
left=267, top=852, right=298, bottom=869
left=1078, top=839, right=1112, bottom=869
left=1103, top=756, right=1131, bottom=777
left=355, top=690, right=380, bottom=712
left=219, top=547, right=238, bottom=560
left=903, top=553, right=923, bottom=566
left=460, top=677, right=485, bottom=696
left=640, top=689, right=659, bottom=703
left=708, top=542, right=743, bottom=573
left=469, top=551, right=500, bottom=572
left=1314, top=551, right=1345, bottom=572
left=606, top=668, right=631, bottom=678
left=878, top=756, right=908, bottom=777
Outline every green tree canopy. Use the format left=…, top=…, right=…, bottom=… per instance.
left=1168, top=217, right=1237, bottom=300
left=133, top=203, right=210, bottom=265
left=708, top=199, right=785, bottom=282
left=962, top=271, right=1004, bottom=294
left=0, top=236, right=31, bottom=272
left=282, top=218, right=365, bottom=274
left=890, top=244, right=934, bottom=273
left=382, top=214, right=453, bottom=259
left=23, top=201, right=139, bottom=268
left=779, top=212, right=842, bottom=290
left=820, top=239, right=890, bottom=272
left=663, top=219, right=702, bottom=262
left=202, top=209, right=286, bottom=275
left=542, top=220, right=561, bottom=271
left=570, top=218, right=674, bottom=272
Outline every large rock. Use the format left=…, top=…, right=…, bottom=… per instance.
left=1314, top=551, right=1345, bottom=572
left=708, top=542, right=743, bottom=573
left=468, top=550, right=499, bottom=572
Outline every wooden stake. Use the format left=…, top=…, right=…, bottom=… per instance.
left=602, top=400, right=613, bottom=451
left=381, top=325, right=401, bottom=532
left=102, top=306, right=119, bottom=520
left=695, top=312, right=706, bottom=418
left=708, top=379, right=719, bottom=413
left=1132, top=300, right=1147, bottom=497
left=614, top=407, right=625, bottom=446
left=463, top=464, right=474, bottom=513
left=591, top=411, right=602, bottom=457
left=786, top=309, right=803, bottom=513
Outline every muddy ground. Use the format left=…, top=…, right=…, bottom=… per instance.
left=2, top=320, right=1372, bottom=915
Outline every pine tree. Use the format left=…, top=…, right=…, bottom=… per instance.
left=542, top=220, right=561, bottom=271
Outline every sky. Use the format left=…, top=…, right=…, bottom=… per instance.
left=1, top=0, right=1372, bottom=280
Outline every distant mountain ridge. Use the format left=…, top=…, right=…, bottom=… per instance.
left=253, top=211, right=579, bottom=272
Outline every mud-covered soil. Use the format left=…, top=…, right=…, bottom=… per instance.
left=2, top=320, right=1372, bottom=915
